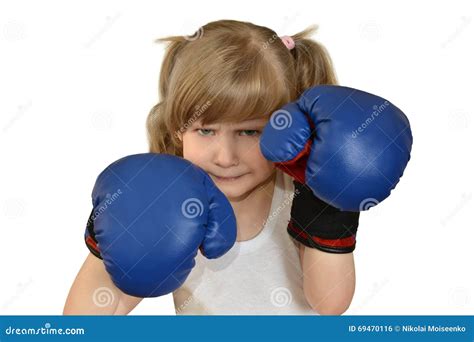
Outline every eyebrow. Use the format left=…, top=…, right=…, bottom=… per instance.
left=196, top=121, right=267, bottom=129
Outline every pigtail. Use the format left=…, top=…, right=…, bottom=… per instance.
left=146, top=36, right=187, bottom=155
left=290, top=25, right=338, bottom=96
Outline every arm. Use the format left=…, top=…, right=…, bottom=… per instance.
left=260, top=85, right=410, bottom=314
left=285, top=181, right=359, bottom=315
left=63, top=253, right=143, bottom=315
left=298, top=244, right=355, bottom=315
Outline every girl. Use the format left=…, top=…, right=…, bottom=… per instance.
left=64, top=19, right=356, bottom=315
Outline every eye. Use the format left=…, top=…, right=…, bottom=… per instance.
left=239, top=130, right=260, bottom=137
left=197, top=128, right=215, bottom=136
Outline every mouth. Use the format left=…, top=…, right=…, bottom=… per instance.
left=211, top=173, right=247, bottom=182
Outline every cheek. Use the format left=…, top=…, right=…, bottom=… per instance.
left=243, top=141, right=274, bottom=172
left=183, top=133, right=199, bottom=162
left=182, top=134, right=205, bottom=165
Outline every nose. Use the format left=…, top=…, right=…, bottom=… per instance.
left=212, top=135, right=239, bottom=168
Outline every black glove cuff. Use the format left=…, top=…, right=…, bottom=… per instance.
left=289, top=181, right=360, bottom=253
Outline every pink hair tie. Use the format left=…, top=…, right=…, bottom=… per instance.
left=280, top=35, right=295, bottom=50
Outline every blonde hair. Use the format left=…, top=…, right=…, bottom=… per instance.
left=147, top=19, right=337, bottom=156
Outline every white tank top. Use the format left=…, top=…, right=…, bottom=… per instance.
left=173, top=170, right=317, bottom=315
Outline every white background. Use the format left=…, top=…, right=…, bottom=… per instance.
left=0, top=0, right=473, bottom=315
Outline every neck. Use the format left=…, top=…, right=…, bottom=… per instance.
left=230, top=171, right=276, bottom=242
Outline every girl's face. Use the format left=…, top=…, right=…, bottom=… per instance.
left=181, top=118, right=275, bottom=201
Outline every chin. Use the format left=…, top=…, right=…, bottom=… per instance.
left=212, top=182, right=245, bottom=198
left=220, top=188, right=248, bottom=201
left=218, top=182, right=263, bottom=202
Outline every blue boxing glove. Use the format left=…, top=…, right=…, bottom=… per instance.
left=260, top=85, right=412, bottom=212
left=84, top=153, right=236, bottom=297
